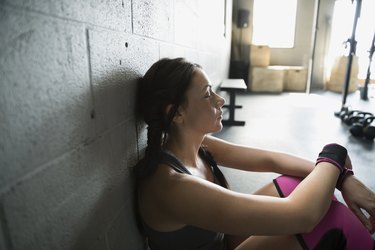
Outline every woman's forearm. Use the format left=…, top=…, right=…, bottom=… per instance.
left=287, top=162, right=340, bottom=228
left=268, top=151, right=314, bottom=177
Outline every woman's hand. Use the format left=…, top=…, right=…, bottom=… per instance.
left=341, top=175, right=375, bottom=234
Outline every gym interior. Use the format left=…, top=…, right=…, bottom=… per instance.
left=1, top=0, right=374, bottom=249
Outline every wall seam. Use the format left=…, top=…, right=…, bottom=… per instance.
left=85, top=27, right=97, bottom=126
left=130, top=0, right=134, bottom=34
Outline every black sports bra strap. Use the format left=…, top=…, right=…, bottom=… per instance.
left=160, top=151, right=192, bottom=175
left=199, top=148, right=229, bottom=189
left=160, top=148, right=228, bottom=189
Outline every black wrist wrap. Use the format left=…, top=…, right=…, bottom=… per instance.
left=315, top=143, right=354, bottom=191
left=316, top=143, right=348, bottom=173
left=336, top=168, right=354, bottom=191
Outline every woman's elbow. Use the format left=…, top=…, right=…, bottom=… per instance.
left=293, top=205, right=324, bottom=233
left=300, top=216, right=319, bottom=233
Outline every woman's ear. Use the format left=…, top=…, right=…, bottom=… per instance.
left=165, top=104, right=184, bottom=124
left=173, top=107, right=184, bottom=123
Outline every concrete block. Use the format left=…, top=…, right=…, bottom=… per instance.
left=198, top=52, right=213, bottom=76
left=184, top=49, right=200, bottom=65
left=109, top=120, right=138, bottom=173
left=0, top=6, right=93, bottom=189
left=106, top=206, right=146, bottom=250
left=159, top=43, right=200, bottom=67
left=87, top=234, right=108, bottom=250
left=132, top=0, right=174, bottom=42
left=106, top=161, right=146, bottom=249
left=1, top=120, right=137, bottom=250
left=195, top=0, right=227, bottom=52
left=2, top=0, right=132, bottom=32
left=1, top=135, right=110, bottom=249
left=67, top=173, right=131, bottom=250
left=88, top=29, right=159, bottom=135
left=174, top=1, right=198, bottom=48
left=198, top=52, right=223, bottom=86
left=0, top=220, right=10, bottom=250
left=159, top=42, right=186, bottom=59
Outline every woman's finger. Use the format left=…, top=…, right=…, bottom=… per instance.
left=349, top=203, right=372, bottom=231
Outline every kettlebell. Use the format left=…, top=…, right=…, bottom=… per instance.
left=349, top=116, right=375, bottom=140
left=342, top=111, right=373, bottom=126
left=363, top=116, right=375, bottom=140
left=336, top=106, right=350, bottom=119
left=346, top=112, right=373, bottom=126
left=339, top=108, right=353, bottom=122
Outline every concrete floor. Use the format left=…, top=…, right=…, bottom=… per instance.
left=214, top=87, right=375, bottom=203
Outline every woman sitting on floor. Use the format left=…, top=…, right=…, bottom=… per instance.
left=134, top=57, right=375, bottom=250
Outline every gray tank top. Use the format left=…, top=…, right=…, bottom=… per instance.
left=142, top=148, right=228, bottom=250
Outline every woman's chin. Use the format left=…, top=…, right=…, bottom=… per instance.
left=214, top=123, right=223, bottom=133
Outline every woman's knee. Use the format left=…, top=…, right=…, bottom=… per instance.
left=253, top=182, right=279, bottom=196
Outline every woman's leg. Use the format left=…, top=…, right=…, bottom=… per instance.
left=274, top=175, right=374, bottom=250
left=235, top=235, right=302, bottom=250
left=226, top=182, right=302, bottom=250
left=228, top=176, right=374, bottom=250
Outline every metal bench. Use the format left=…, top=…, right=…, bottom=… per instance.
left=219, top=79, right=247, bottom=126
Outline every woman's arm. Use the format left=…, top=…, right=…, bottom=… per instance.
left=341, top=175, right=375, bottom=233
left=153, top=161, right=340, bottom=236
left=203, top=135, right=314, bottom=177
left=204, top=135, right=375, bottom=234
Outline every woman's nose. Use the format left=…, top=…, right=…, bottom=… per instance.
left=216, top=94, right=225, bottom=108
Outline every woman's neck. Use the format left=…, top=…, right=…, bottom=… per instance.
left=164, top=130, right=204, bottom=167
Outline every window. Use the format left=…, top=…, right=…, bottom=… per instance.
left=252, top=0, right=298, bottom=48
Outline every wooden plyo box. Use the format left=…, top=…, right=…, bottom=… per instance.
left=250, top=66, right=284, bottom=93
left=283, top=66, right=307, bottom=92
left=250, top=45, right=270, bottom=67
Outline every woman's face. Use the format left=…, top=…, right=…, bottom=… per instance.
left=179, top=68, right=225, bottom=134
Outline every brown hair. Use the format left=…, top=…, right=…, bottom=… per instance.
left=135, top=58, right=201, bottom=179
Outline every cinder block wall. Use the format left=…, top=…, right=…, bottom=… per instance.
left=0, top=1, right=232, bottom=249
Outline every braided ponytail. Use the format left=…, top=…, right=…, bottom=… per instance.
left=144, top=119, right=164, bottom=175
left=134, top=58, right=201, bottom=181
left=133, top=58, right=201, bottom=235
